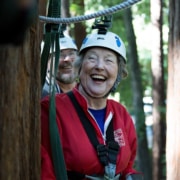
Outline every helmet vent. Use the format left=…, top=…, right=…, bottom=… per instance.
left=97, top=37, right=105, bottom=40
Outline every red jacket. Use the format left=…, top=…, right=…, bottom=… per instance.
left=41, top=87, right=138, bottom=180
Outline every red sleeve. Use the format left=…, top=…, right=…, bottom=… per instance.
left=41, top=98, right=56, bottom=180
left=41, top=145, right=56, bottom=180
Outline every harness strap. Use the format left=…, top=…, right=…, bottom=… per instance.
left=106, top=117, right=114, bottom=142
left=67, top=91, right=120, bottom=179
left=41, top=0, right=68, bottom=179
left=97, top=144, right=108, bottom=166
left=67, top=171, right=85, bottom=180
left=107, top=142, right=119, bottom=164
left=67, top=91, right=100, bottom=149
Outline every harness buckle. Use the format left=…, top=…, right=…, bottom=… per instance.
left=96, top=144, right=108, bottom=166
left=104, top=173, right=121, bottom=180
left=104, top=141, right=119, bottom=179
left=108, top=141, right=119, bottom=164
left=85, top=174, right=120, bottom=180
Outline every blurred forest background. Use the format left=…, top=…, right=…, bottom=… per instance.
left=0, top=0, right=180, bottom=179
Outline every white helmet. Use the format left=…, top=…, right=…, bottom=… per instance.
left=59, top=36, right=78, bottom=50
left=41, top=36, right=77, bottom=54
left=79, top=31, right=126, bottom=62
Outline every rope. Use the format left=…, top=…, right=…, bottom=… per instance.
left=39, top=0, right=142, bottom=24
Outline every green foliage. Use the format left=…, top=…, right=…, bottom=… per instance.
left=70, top=0, right=84, bottom=15
left=132, top=0, right=150, bottom=23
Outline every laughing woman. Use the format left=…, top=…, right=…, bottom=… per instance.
left=41, top=29, right=143, bottom=180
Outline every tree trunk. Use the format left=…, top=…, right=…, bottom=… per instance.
left=61, top=0, right=72, bottom=35
left=166, top=0, right=180, bottom=179
left=150, top=0, right=166, bottom=179
left=74, top=22, right=86, bottom=49
left=0, top=0, right=46, bottom=179
left=0, top=29, right=40, bottom=180
left=61, top=0, right=70, bottom=18
left=72, top=0, right=86, bottom=49
left=123, top=8, right=152, bottom=180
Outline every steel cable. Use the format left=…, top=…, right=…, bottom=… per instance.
left=39, top=0, right=142, bottom=24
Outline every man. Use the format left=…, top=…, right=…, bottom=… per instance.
left=41, top=34, right=78, bottom=98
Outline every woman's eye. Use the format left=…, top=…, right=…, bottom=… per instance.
left=88, top=55, right=96, bottom=60
left=106, top=59, right=113, bottom=63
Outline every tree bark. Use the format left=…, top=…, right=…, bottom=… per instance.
left=166, top=0, right=180, bottom=179
left=61, top=0, right=70, bottom=18
left=150, top=0, right=166, bottom=179
left=0, top=0, right=46, bottom=179
left=123, top=8, right=152, bottom=180
left=0, top=29, right=40, bottom=180
left=72, top=0, right=86, bottom=49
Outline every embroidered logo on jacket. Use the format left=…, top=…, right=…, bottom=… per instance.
left=114, top=129, right=125, bottom=147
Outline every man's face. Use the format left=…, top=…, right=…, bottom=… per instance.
left=56, top=49, right=78, bottom=84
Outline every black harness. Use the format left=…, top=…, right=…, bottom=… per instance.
left=67, top=91, right=120, bottom=179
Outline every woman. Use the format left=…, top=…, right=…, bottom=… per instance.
left=41, top=30, right=142, bottom=180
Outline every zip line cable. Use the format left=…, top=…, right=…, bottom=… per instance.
left=39, top=0, right=142, bottom=24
